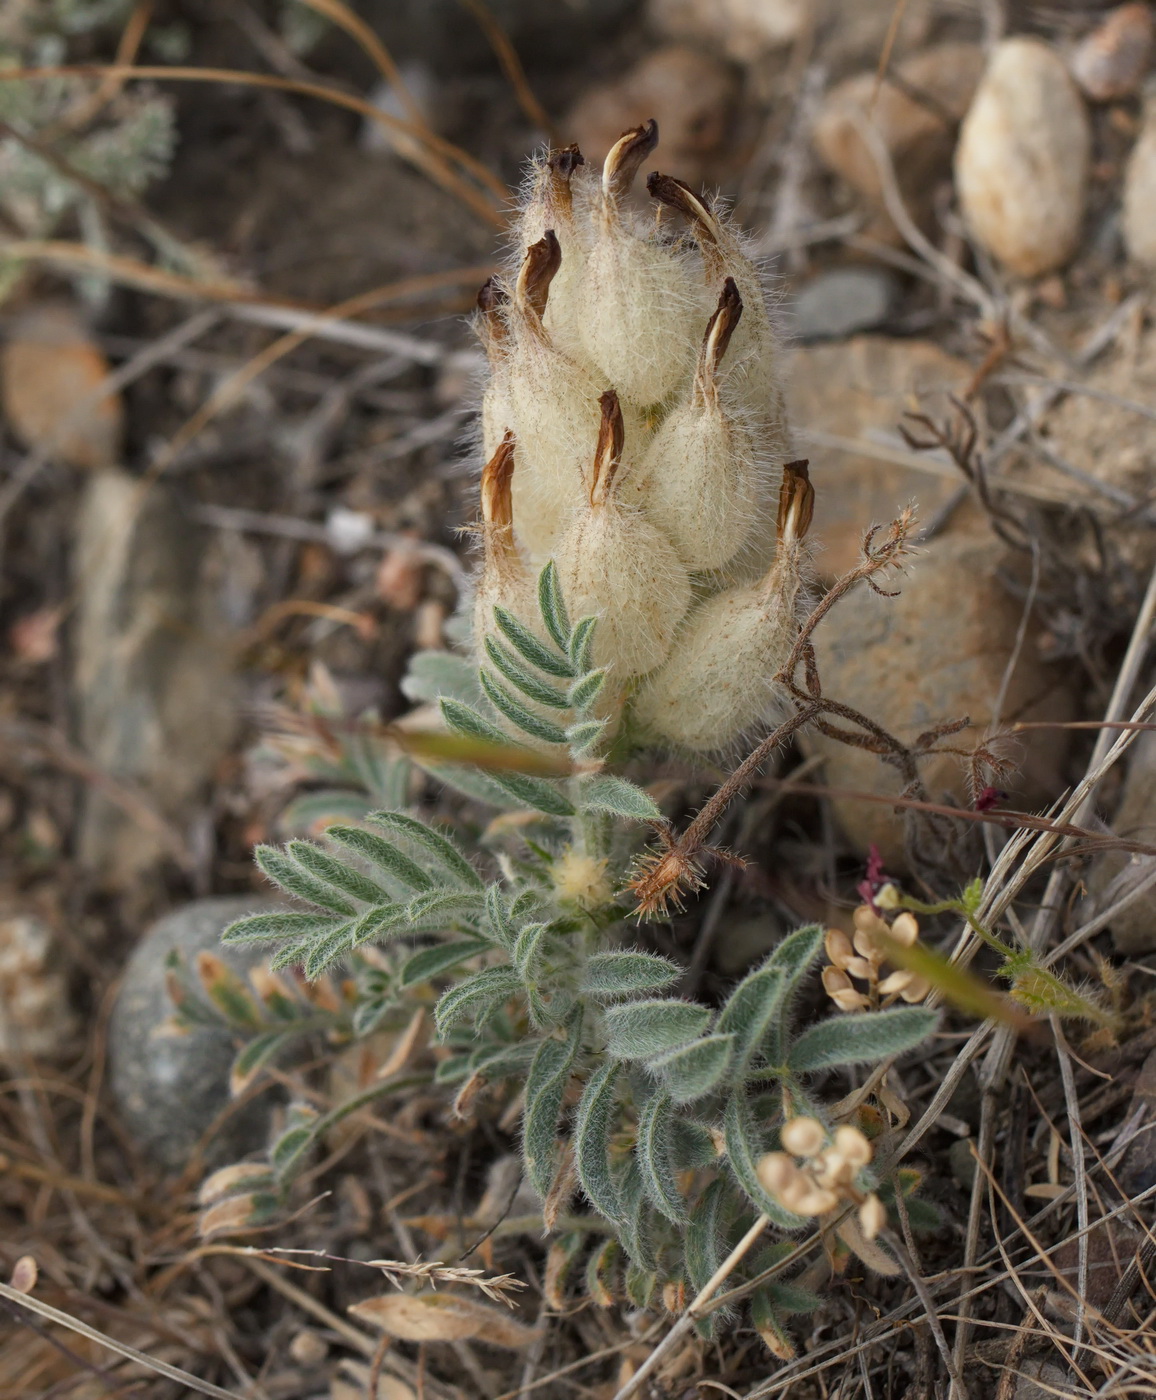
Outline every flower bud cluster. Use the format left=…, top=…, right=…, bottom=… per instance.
left=471, top=122, right=804, bottom=752
left=756, top=1117, right=886, bottom=1240
left=822, top=906, right=930, bottom=1013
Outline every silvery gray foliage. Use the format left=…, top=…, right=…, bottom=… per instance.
left=218, top=567, right=937, bottom=1337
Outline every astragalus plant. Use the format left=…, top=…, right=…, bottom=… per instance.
left=202, top=124, right=938, bottom=1347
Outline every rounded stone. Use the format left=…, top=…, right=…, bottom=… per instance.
left=109, top=896, right=281, bottom=1174
left=791, top=267, right=897, bottom=342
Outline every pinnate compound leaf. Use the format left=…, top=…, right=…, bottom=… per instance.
left=574, top=1060, right=622, bottom=1223
left=648, top=1033, right=734, bottom=1103
left=537, top=561, right=571, bottom=652
left=366, top=811, right=483, bottom=889
left=723, top=1095, right=807, bottom=1230
left=580, top=951, right=681, bottom=1000
left=493, top=604, right=574, bottom=678
left=402, top=889, right=485, bottom=929
left=636, top=1091, right=686, bottom=1224
left=434, top=966, right=521, bottom=1037
left=288, top=840, right=390, bottom=905
left=579, top=775, right=661, bottom=822
left=400, top=940, right=489, bottom=987
left=717, top=964, right=786, bottom=1079
left=302, top=919, right=357, bottom=977
left=523, top=1018, right=581, bottom=1198
left=484, top=635, right=570, bottom=708
left=603, top=999, right=711, bottom=1060
left=325, top=825, right=432, bottom=893
left=349, top=903, right=409, bottom=946
left=786, top=1007, right=937, bottom=1074
left=223, top=911, right=346, bottom=945
left=255, top=845, right=357, bottom=914
left=480, top=670, right=569, bottom=745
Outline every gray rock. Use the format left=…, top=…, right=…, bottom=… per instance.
left=791, top=267, right=897, bottom=342
left=1014, top=1361, right=1073, bottom=1400
left=74, top=469, right=239, bottom=888
left=109, top=897, right=280, bottom=1174
left=1085, top=731, right=1156, bottom=954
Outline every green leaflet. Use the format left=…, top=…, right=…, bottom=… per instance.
left=603, top=999, right=712, bottom=1060
left=365, top=811, right=483, bottom=889
left=222, top=911, right=346, bottom=946
left=537, top=560, right=571, bottom=652
left=758, top=925, right=825, bottom=1063
left=648, top=1033, right=734, bottom=1104
left=230, top=1028, right=297, bottom=1096
left=580, top=951, right=681, bottom=1000
left=568, top=614, right=597, bottom=673
left=289, top=840, right=391, bottom=905
left=717, top=964, right=786, bottom=1081
left=400, top=940, right=489, bottom=987
left=400, top=649, right=482, bottom=704
left=484, top=634, right=571, bottom=709
left=522, top=1016, right=582, bottom=1198
left=255, top=845, right=358, bottom=915
left=574, top=1060, right=623, bottom=1223
left=578, top=775, right=661, bottom=822
left=480, top=669, right=570, bottom=745
left=492, top=605, right=574, bottom=678
left=786, top=1007, right=938, bottom=1074
left=723, top=1095, right=807, bottom=1231
left=636, top=1090, right=686, bottom=1224
left=325, top=825, right=433, bottom=893
left=302, top=918, right=357, bottom=977
left=567, top=668, right=606, bottom=711
left=434, top=966, right=522, bottom=1037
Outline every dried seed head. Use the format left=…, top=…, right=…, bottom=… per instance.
left=781, top=1116, right=827, bottom=1159
left=473, top=432, right=531, bottom=643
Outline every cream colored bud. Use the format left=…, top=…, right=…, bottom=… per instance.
left=825, top=928, right=855, bottom=968
left=778, top=1172, right=818, bottom=1213
left=812, top=1151, right=851, bottom=1189
left=556, top=391, right=691, bottom=676
left=576, top=124, right=706, bottom=406
left=899, top=974, right=931, bottom=1004
left=518, top=146, right=588, bottom=356
left=823, top=965, right=870, bottom=1012
left=627, top=278, right=758, bottom=570
left=756, top=1151, right=799, bottom=1196
left=781, top=1116, right=826, bottom=1159
left=832, top=1125, right=873, bottom=1168
left=878, top=969, right=917, bottom=997
left=890, top=912, right=920, bottom=947
left=859, top=1193, right=887, bottom=1241
left=793, top=1185, right=840, bottom=1217
left=852, top=906, right=889, bottom=961
left=873, top=882, right=902, bottom=910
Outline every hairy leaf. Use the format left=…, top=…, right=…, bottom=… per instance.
left=759, top=925, right=825, bottom=1061
left=523, top=1017, right=581, bottom=1198
left=493, top=604, right=574, bottom=678
left=400, top=940, right=489, bottom=987
left=603, top=999, right=712, bottom=1060
left=434, top=966, right=521, bottom=1037
left=579, top=775, right=662, bottom=822
left=538, top=560, right=571, bottom=652
left=636, top=1091, right=686, bottom=1224
left=484, top=635, right=570, bottom=709
left=585, top=1237, right=620, bottom=1308
left=574, top=1060, right=622, bottom=1223
left=485, top=885, right=516, bottom=950
left=568, top=614, right=597, bottom=673
left=786, top=1007, right=937, bottom=1073
left=580, top=951, right=681, bottom=1000
left=325, top=825, right=432, bottom=893
left=403, top=889, right=486, bottom=929
left=624, top=1259, right=657, bottom=1308
left=401, top=649, right=481, bottom=705
left=302, top=918, right=357, bottom=977
left=723, top=1095, right=807, bottom=1230
left=616, top=1157, right=656, bottom=1271
left=230, top=1028, right=296, bottom=1096
left=255, top=845, right=357, bottom=915
left=513, top=921, right=549, bottom=981
left=685, top=1178, right=729, bottom=1311
left=289, top=840, right=391, bottom=905
left=222, top=911, right=346, bottom=946
left=567, top=668, right=606, bottom=711
left=717, top=964, right=786, bottom=1080
left=349, top=903, right=410, bottom=946
left=564, top=719, right=606, bottom=754
left=365, top=811, right=483, bottom=889
left=480, top=670, right=569, bottom=745
left=648, top=1033, right=734, bottom=1103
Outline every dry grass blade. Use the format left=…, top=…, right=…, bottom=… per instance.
left=0, top=1279, right=248, bottom=1399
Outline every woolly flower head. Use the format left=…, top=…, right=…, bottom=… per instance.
left=471, top=120, right=810, bottom=754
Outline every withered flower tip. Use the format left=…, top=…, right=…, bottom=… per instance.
left=516, top=229, right=562, bottom=322
left=603, top=119, right=659, bottom=201
left=777, top=460, right=815, bottom=545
